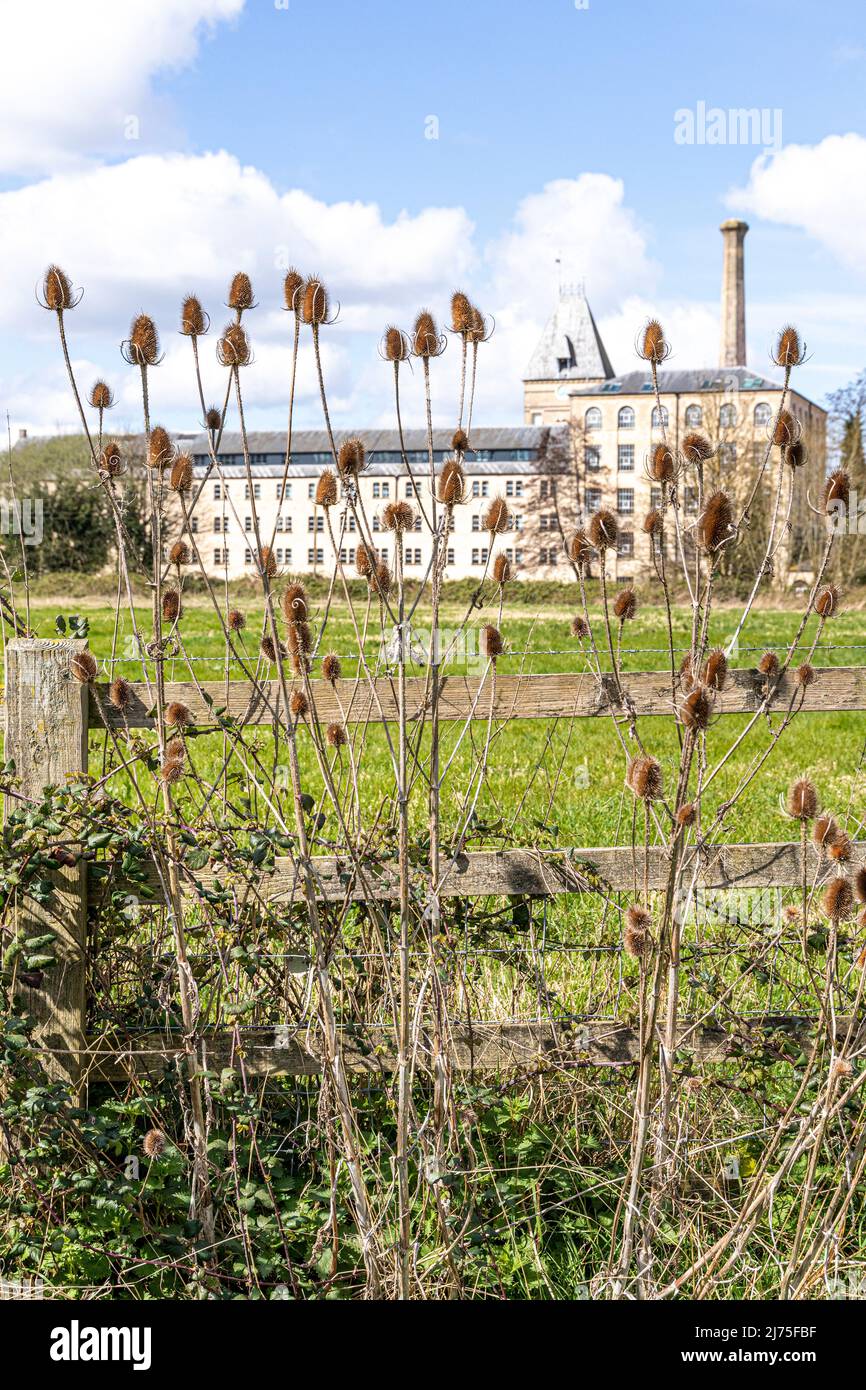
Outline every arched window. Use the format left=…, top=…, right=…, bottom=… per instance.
left=754, top=402, right=772, bottom=429
left=617, top=406, right=635, bottom=429
left=585, top=406, right=602, bottom=431
left=685, top=404, right=702, bottom=427
left=719, top=402, right=737, bottom=429
left=651, top=405, right=669, bottom=428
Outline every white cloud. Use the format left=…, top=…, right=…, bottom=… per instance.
left=0, top=0, right=245, bottom=174
left=732, top=134, right=866, bottom=276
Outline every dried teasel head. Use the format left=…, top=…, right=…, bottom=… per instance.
left=627, top=754, right=663, bottom=801
left=676, top=803, right=696, bottom=827
left=787, top=777, right=818, bottom=820
left=109, top=677, right=132, bottom=710
left=784, top=440, right=808, bottom=469
left=337, top=437, right=366, bottom=477
left=773, top=409, right=799, bottom=447
left=143, top=1128, right=167, bottom=1159
left=127, top=313, right=160, bottom=366
left=480, top=624, right=504, bottom=660
left=148, top=425, right=174, bottom=470
left=383, top=500, right=414, bottom=532
left=681, top=431, right=714, bottom=465
left=815, top=585, right=841, bottom=619
left=322, top=652, right=342, bottom=683
left=824, top=878, right=854, bottom=922
left=774, top=324, right=803, bottom=368
left=813, top=814, right=838, bottom=850
left=382, top=325, right=409, bottom=362
left=823, top=468, right=850, bottom=513
left=259, top=546, right=278, bottom=579
left=281, top=582, right=308, bottom=624
left=680, top=686, right=713, bottom=731
left=451, top=290, right=474, bottom=334
left=637, top=318, right=668, bottom=364
left=165, top=701, right=192, bottom=728
left=283, top=267, right=304, bottom=313
left=316, top=469, right=338, bottom=507
left=205, top=405, right=222, bottom=432
left=758, top=650, right=779, bottom=679
left=570, top=530, right=592, bottom=570
left=161, top=757, right=185, bottom=786
left=643, top=508, right=662, bottom=537
left=181, top=294, right=207, bottom=337
left=679, top=651, right=695, bottom=690
left=571, top=614, right=590, bottom=640
left=467, top=304, right=487, bottom=344
left=89, top=380, right=113, bottom=410
left=218, top=322, right=251, bottom=367
left=260, top=634, right=285, bottom=663
left=302, top=276, right=329, bottom=326
left=795, top=662, right=816, bottom=688
left=228, top=272, right=254, bottom=312
left=169, top=540, right=190, bottom=567
left=493, top=552, right=511, bottom=585
left=452, top=427, right=469, bottom=453
left=286, top=621, right=312, bottom=668
left=624, top=904, right=652, bottom=958
left=438, top=457, right=466, bottom=505
left=648, top=442, right=675, bottom=482
left=326, top=721, right=347, bottom=749
left=162, top=589, right=181, bottom=624
left=412, top=309, right=441, bottom=358
left=169, top=453, right=193, bottom=492
left=855, top=866, right=866, bottom=904
left=589, top=509, right=618, bottom=550
left=290, top=689, right=308, bottom=719
left=99, top=440, right=123, bottom=476
left=355, top=543, right=373, bottom=578
left=702, top=648, right=728, bottom=691
left=829, top=831, right=853, bottom=864
left=370, top=560, right=391, bottom=598
left=697, top=491, right=733, bottom=552
left=70, top=650, right=97, bottom=683
left=42, top=264, right=74, bottom=311
left=483, top=497, right=508, bottom=534
left=613, top=588, right=637, bottom=621
left=227, top=609, right=246, bottom=632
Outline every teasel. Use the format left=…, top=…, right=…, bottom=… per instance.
left=855, top=866, right=866, bottom=904
left=570, top=530, right=591, bottom=570
left=162, top=589, right=181, bottom=623
left=337, top=437, right=366, bottom=477
left=681, top=431, right=715, bottom=465
left=180, top=295, right=208, bottom=337
left=41, top=264, right=77, bottom=312
left=815, top=584, right=841, bottom=619
left=169, top=540, right=190, bottom=567
left=259, top=546, right=278, bottom=579
left=286, top=619, right=312, bottom=665
left=624, top=905, right=653, bottom=958
left=204, top=405, right=222, bottom=433
left=813, top=813, right=838, bottom=851
left=643, top=508, right=662, bottom=537
left=636, top=318, right=669, bottom=364
left=148, top=425, right=174, bottom=470
left=676, top=802, right=696, bottom=827
left=290, top=689, right=309, bottom=719
left=228, top=272, right=255, bottom=312
left=452, top=427, right=469, bottom=454
left=823, top=468, right=850, bottom=512
left=483, top=497, right=508, bottom=535
left=613, top=588, right=637, bottom=621
left=680, top=686, right=713, bottom=731
left=679, top=651, right=695, bottom=690
left=438, top=457, right=466, bottom=505
left=824, top=877, right=854, bottom=922
left=283, top=268, right=304, bottom=314
left=322, top=652, right=342, bottom=683
left=787, top=776, right=818, bottom=821
left=381, top=324, right=409, bottom=362
left=99, top=439, right=123, bottom=476
left=260, top=634, right=286, bottom=663
left=109, top=676, right=132, bottom=711
left=480, top=624, right=503, bottom=660
left=493, top=552, right=511, bottom=585
left=450, top=290, right=474, bottom=335
left=412, top=308, right=443, bottom=358
left=758, top=650, right=779, bottom=679
left=70, top=650, right=98, bottom=683
left=589, top=508, right=618, bottom=550
left=327, top=721, right=347, bottom=749
left=301, top=275, right=330, bottom=326
left=169, top=453, right=193, bottom=492
left=796, top=661, right=816, bottom=688
left=89, top=380, right=114, bottom=410
left=161, top=752, right=185, bottom=785
left=627, top=754, right=663, bottom=801
left=370, top=560, right=392, bottom=597
left=228, top=609, right=246, bottom=632
left=697, top=490, right=733, bottom=552
left=773, top=324, right=804, bottom=368
left=355, top=543, right=373, bottom=578
left=143, top=1129, right=167, bottom=1159
left=383, top=500, right=414, bottom=532
left=316, top=469, right=338, bottom=507
left=702, top=647, right=728, bottom=691
left=829, top=831, right=853, bottom=864
left=773, top=409, right=800, bottom=447
left=784, top=439, right=808, bottom=469
left=166, top=701, right=192, bottom=728
left=647, top=441, right=676, bottom=483
left=571, top=614, right=590, bottom=640
left=217, top=322, right=251, bottom=367
left=124, top=313, right=161, bottom=367
left=281, top=581, right=309, bottom=623
left=467, top=304, right=488, bottom=344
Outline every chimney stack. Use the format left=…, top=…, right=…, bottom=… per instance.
left=719, top=219, right=748, bottom=368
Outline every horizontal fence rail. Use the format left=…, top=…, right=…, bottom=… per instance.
left=90, top=665, right=866, bottom=729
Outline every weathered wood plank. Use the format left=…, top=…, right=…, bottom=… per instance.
left=89, top=665, right=866, bottom=729
left=79, top=1014, right=864, bottom=1079
left=87, top=839, right=862, bottom=907
left=5, top=639, right=89, bottom=1088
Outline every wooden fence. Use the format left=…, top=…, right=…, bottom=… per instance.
left=5, top=637, right=862, bottom=1090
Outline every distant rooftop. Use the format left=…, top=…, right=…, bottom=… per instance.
left=572, top=367, right=804, bottom=398
left=524, top=283, right=615, bottom=383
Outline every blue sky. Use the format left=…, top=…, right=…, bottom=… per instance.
left=1, top=0, right=864, bottom=434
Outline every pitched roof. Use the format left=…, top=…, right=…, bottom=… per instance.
left=572, top=367, right=795, bottom=397
left=524, top=284, right=615, bottom=382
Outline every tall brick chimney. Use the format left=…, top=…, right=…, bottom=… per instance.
left=719, top=219, right=748, bottom=368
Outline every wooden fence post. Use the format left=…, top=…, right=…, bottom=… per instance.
left=4, top=638, right=88, bottom=1088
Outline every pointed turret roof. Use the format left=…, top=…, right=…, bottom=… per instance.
left=524, top=283, right=615, bottom=383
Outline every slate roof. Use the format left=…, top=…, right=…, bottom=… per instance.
left=524, top=285, right=615, bottom=382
